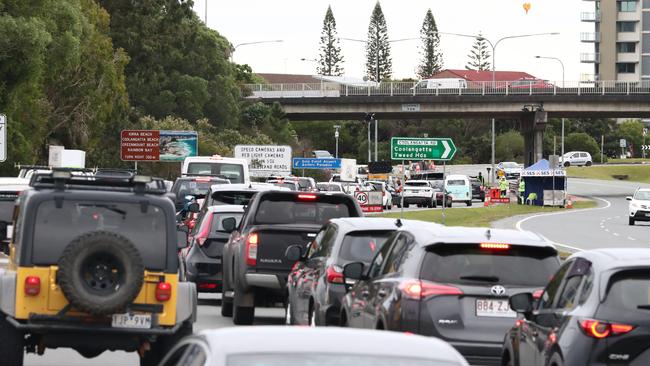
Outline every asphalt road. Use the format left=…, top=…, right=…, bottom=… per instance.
left=516, top=178, right=650, bottom=251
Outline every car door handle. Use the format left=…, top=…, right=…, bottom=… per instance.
left=377, top=289, right=388, bottom=298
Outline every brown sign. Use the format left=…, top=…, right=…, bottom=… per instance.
left=120, top=130, right=160, bottom=161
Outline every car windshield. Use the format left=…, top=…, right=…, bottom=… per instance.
left=187, top=163, right=244, bottom=183
left=446, top=180, right=465, bottom=186
left=634, top=191, right=650, bottom=200
left=429, top=180, right=444, bottom=189
left=273, top=182, right=299, bottom=190
left=32, top=200, right=167, bottom=268
left=173, top=180, right=219, bottom=198
left=338, top=231, right=393, bottom=264
left=421, top=245, right=559, bottom=287
left=210, top=191, right=257, bottom=206
left=367, top=183, right=383, bottom=191
left=254, top=199, right=352, bottom=225
left=406, top=182, right=428, bottom=187
left=227, top=354, right=454, bottom=366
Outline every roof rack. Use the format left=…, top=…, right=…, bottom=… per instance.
left=180, top=173, right=230, bottom=180
left=29, top=171, right=167, bottom=195
left=14, top=164, right=52, bottom=171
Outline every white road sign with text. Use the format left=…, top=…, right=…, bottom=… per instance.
left=235, top=145, right=292, bottom=177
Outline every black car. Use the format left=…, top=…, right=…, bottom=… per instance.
left=341, top=224, right=560, bottom=366
left=221, top=191, right=363, bottom=325
left=170, top=175, right=230, bottom=211
left=503, top=248, right=650, bottom=366
left=183, top=205, right=244, bottom=293
left=285, top=217, right=403, bottom=326
left=470, top=178, right=486, bottom=202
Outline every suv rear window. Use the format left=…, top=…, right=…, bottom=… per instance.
left=0, top=200, right=16, bottom=222
left=173, top=179, right=223, bottom=199
left=338, top=231, right=393, bottom=264
left=32, top=200, right=167, bottom=269
left=447, top=180, right=465, bottom=186
left=209, top=191, right=256, bottom=206
left=405, top=182, right=428, bottom=187
left=421, top=245, right=559, bottom=287
left=187, top=163, right=244, bottom=183
left=604, top=270, right=650, bottom=312
left=254, top=197, right=353, bottom=225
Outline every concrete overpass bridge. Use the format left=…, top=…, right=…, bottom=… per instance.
left=242, top=80, right=650, bottom=165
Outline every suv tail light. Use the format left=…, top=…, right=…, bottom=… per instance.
left=326, top=265, right=344, bottom=284
left=245, top=233, right=258, bottom=266
left=579, top=319, right=635, bottom=339
left=399, top=280, right=463, bottom=300
left=156, top=282, right=172, bottom=301
left=24, top=276, right=41, bottom=296
left=195, top=214, right=214, bottom=246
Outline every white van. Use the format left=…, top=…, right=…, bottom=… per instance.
left=413, top=78, right=468, bottom=90
left=182, top=155, right=250, bottom=184
left=444, top=174, right=472, bottom=206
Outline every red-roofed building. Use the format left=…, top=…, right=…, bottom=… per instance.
left=428, top=69, right=538, bottom=82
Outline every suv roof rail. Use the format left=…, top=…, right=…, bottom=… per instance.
left=29, top=171, right=168, bottom=195
left=14, top=164, right=52, bottom=170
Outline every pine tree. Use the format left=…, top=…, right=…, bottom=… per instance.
left=417, top=9, right=443, bottom=79
left=317, top=6, right=344, bottom=76
left=365, top=2, right=392, bottom=82
left=465, top=32, right=492, bottom=71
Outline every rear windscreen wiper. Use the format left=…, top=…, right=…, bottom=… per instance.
left=637, top=305, right=650, bottom=310
left=459, top=275, right=500, bottom=282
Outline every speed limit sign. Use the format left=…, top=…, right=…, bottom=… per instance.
left=354, top=191, right=369, bottom=205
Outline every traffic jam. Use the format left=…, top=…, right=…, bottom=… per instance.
left=0, top=146, right=649, bottom=366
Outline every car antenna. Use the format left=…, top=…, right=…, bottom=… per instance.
left=395, top=219, right=403, bottom=228
left=485, top=229, right=492, bottom=240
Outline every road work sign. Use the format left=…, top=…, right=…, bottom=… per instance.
left=391, top=137, right=456, bottom=161
left=235, top=145, right=292, bottom=177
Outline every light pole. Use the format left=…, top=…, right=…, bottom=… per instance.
left=434, top=31, right=559, bottom=184
left=342, top=37, right=419, bottom=162
left=334, top=125, right=341, bottom=158
left=535, top=55, right=566, bottom=158
left=230, top=40, right=284, bottom=62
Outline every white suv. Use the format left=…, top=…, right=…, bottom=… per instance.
left=560, top=151, right=592, bottom=167
left=627, top=188, right=650, bottom=225
left=401, top=180, right=435, bottom=208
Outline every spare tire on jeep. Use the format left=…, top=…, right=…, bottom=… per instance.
left=58, top=231, right=144, bottom=316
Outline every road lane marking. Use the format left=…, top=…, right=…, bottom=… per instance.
left=605, top=229, right=610, bottom=232
left=628, top=237, right=636, bottom=241
left=613, top=233, right=620, bottom=236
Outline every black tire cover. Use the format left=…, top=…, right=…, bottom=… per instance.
left=57, top=231, right=144, bottom=316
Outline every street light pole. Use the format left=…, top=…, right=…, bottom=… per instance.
left=535, top=55, right=566, bottom=158
left=230, top=40, right=284, bottom=62
left=334, top=125, right=341, bottom=158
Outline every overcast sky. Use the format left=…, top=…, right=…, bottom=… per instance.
left=194, top=0, right=594, bottom=82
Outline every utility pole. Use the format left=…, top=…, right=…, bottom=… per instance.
left=204, top=0, right=208, bottom=24
left=334, top=125, right=341, bottom=158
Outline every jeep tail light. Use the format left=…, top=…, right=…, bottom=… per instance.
left=245, top=233, right=258, bottom=266
left=579, top=319, right=635, bottom=339
left=24, top=276, right=41, bottom=296
left=399, top=279, right=462, bottom=300
left=156, top=282, right=172, bottom=301
left=326, top=265, right=344, bottom=284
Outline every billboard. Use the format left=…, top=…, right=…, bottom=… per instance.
left=234, top=145, right=292, bottom=177
left=121, top=130, right=197, bottom=162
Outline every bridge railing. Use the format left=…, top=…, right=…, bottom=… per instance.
left=241, top=80, right=650, bottom=98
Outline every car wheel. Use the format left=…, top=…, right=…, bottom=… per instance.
left=339, top=310, right=348, bottom=327
left=220, top=268, right=233, bottom=317
left=549, top=353, right=564, bottom=366
left=233, top=290, right=255, bottom=325
left=564, top=162, right=570, bottom=167
left=285, top=302, right=293, bottom=325
left=467, top=200, right=472, bottom=207
left=629, top=217, right=635, bottom=226
left=0, top=314, right=24, bottom=365
left=586, top=161, right=592, bottom=167
left=141, top=321, right=192, bottom=366
left=404, top=203, right=409, bottom=208
left=309, top=305, right=317, bottom=327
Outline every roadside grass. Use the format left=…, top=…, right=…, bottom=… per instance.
left=567, top=165, right=650, bottom=184
left=605, top=158, right=650, bottom=164
left=380, top=201, right=596, bottom=227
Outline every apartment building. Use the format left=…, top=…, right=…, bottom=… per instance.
left=581, top=0, right=650, bottom=81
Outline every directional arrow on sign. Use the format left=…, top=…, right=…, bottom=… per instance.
left=390, top=137, right=457, bottom=161
left=441, top=140, right=452, bottom=159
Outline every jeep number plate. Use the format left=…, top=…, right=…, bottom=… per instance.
left=111, top=313, right=152, bottom=329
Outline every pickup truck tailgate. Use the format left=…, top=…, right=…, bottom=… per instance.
left=254, top=224, right=321, bottom=272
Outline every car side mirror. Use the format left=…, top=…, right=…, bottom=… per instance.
left=177, top=226, right=189, bottom=249
left=509, top=292, right=534, bottom=317
left=187, top=202, right=200, bottom=213
left=285, top=245, right=305, bottom=262
left=626, top=196, right=633, bottom=201
left=221, top=217, right=237, bottom=233
left=343, top=262, right=365, bottom=281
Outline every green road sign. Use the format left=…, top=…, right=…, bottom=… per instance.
left=391, top=137, right=457, bottom=161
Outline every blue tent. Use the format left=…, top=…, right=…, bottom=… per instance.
left=520, top=159, right=566, bottom=206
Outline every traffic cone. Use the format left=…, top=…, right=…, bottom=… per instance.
left=484, top=195, right=491, bottom=207
left=566, top=196, right=573, bottom=209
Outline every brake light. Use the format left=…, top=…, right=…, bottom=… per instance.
left=579, top=319, right=635, bottom=339
left=245, top=233, right=258, bottom=266
left=399, top=280, right=463, bottom=300
left=326, top=265, right=344, bottom=284
left=24, top=276, right=41, bottom=296
left=480, top=243, right=510, bottom=250
left=198, top=283, right=218, bottom=290
left=194, top=177, right=212, bottom=182
left=298, top=194, right=317, bottom=201
left=187, top=219, right=196, bottom=230
left=156, top=282, right=172, bottom=301
left=195, top=214, right=214, bottom=246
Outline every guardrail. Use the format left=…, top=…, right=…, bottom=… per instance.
left=241, top=80, right=650, bottom=98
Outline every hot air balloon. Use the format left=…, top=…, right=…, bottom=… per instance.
left=523, top=2, right=531, bottom=14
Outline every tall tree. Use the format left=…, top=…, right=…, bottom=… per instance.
left=365, top=2, right=392, bottom=82
left=417, top=9, right=443, bottom=79
left=465, top=32, right=491, bottom=71
left=317, top=6, right=344, bottom=76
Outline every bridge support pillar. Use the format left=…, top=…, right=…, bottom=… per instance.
left=521, top=111, right=547, bottom=167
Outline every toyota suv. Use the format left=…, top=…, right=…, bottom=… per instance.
left=0, top=171, right=196, bottom=365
